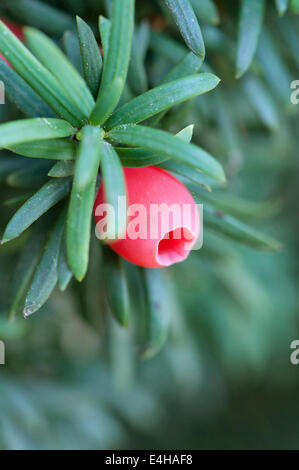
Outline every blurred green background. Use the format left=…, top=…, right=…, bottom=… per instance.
left=0, top=0, right=299, bottom=450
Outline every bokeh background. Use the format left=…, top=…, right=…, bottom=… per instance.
left=0, top=0, right=299, bottom=450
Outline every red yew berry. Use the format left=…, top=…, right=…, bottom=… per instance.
left=94, top=166, right=200, bottom=268
left=0, top=19, right=24, bottom=65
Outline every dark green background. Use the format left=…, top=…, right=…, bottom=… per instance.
left=0, top=0, right=298, bottom=450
